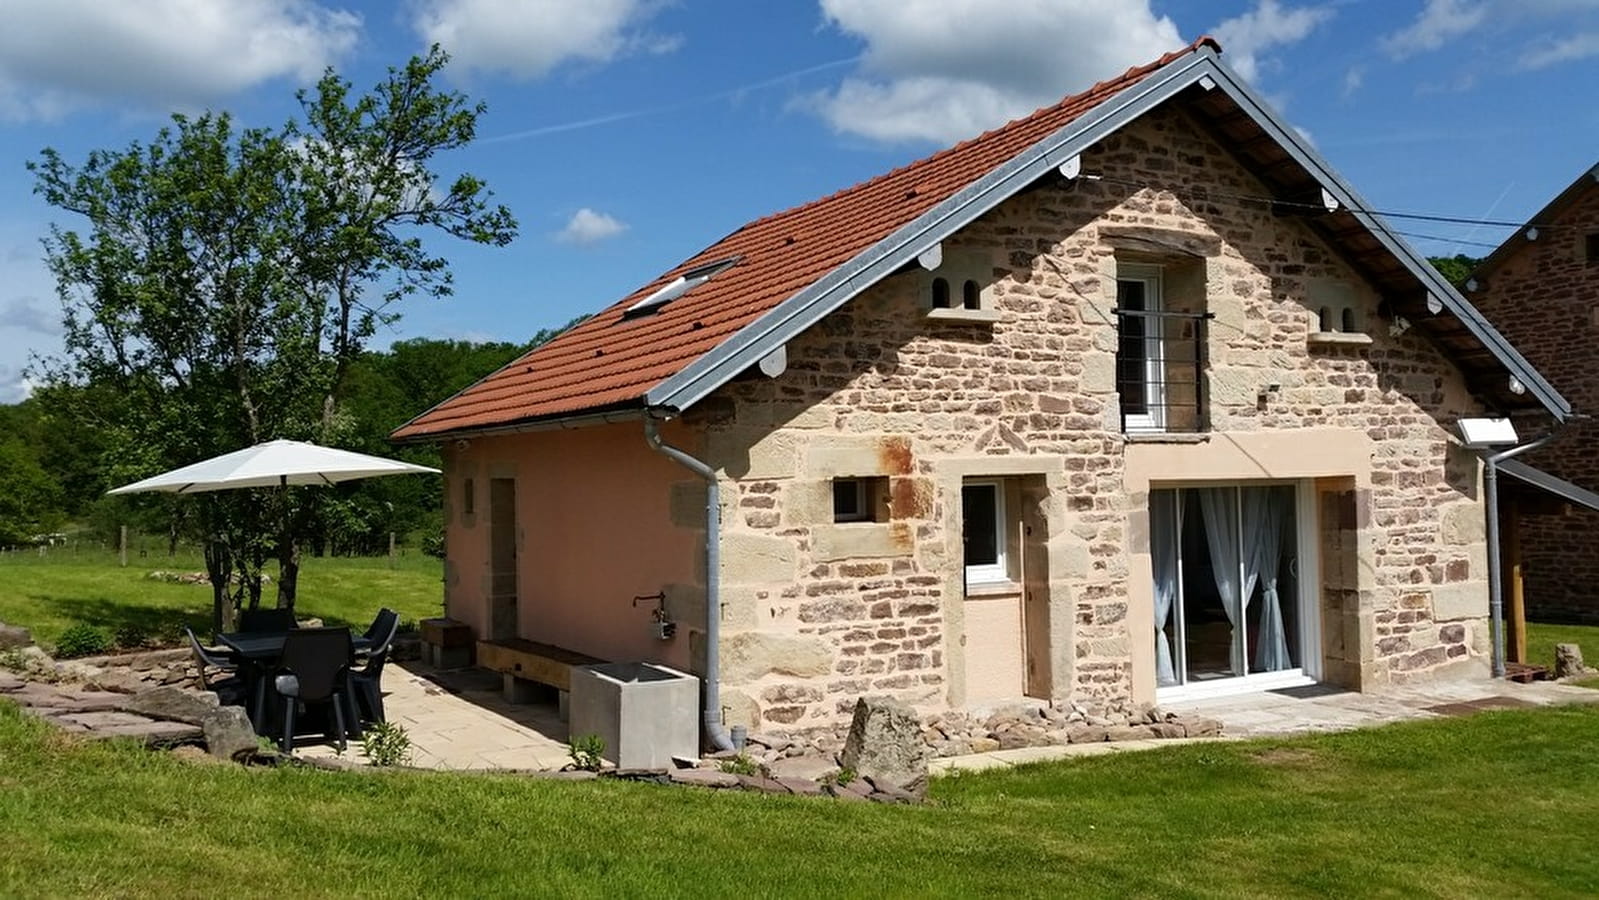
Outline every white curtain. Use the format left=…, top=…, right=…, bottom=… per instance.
left=1151, top=491, right=1182, bottom=687
left=1245, top=486, right=1294, bottom=672
left=1197, top=488, right=1245, bottom=675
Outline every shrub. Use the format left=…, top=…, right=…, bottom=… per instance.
left=53, top=624, right=111, bottom=659
left=113, top=623, right=151, bottom=650
left=421, top=532, right=444, bottom=559
left=718, top=753, right=760, bottom=777
left=568, top=734, right=606, bottom=771
left=361, top=721, right=412, bottom=767
left=0, top=648, right=30, bottom=672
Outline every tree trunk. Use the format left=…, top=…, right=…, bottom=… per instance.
left=203, top=537, right=233, bottom=635
left=277, top=528, right=300, bottom=613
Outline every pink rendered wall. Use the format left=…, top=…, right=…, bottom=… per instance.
left=442, top=419, right=702, bottom=669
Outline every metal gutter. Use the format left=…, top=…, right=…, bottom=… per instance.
left=389, top=407, right=644, bottom=445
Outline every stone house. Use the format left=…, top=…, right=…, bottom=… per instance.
left=1464, top=163, right=1599, bottom=627
left=393, top=38, right=1570, bottom=739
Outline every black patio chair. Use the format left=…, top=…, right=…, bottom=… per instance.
left=272, top=627, right=356, bottom=753
left=184, top=626, right=245, bottom=703
left=239, top=607, right=298, bottom=633
left=363, top=608, right=401, bottom=655
left=350, top=644, right=391, bottom=726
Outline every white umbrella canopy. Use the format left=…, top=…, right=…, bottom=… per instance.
left=107, top=439, right=439, bottom=495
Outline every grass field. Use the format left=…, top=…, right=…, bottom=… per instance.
left=0, top=548, right=443, bottom=651
left=0, top=701, right=1596, bottom=897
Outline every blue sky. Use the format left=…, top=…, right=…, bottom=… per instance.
left=1, top=0, right=1596, bottom=402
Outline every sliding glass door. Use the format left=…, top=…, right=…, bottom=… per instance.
left=1152, top=484, right=1308, bottom=691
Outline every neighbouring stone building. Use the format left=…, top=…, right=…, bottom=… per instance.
left=394, top=40, right=1572, bottom=737
left=1465, top=163, right=1599, bottom=624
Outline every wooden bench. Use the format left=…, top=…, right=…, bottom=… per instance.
left=476, top=638, right=605, bottom=717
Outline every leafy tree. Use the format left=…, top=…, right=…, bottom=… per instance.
left=1429, top=254, right=1483, bottom=289
left=0, top=437, right=64, bottom=546
left=29, top=47, right=516, bottom=628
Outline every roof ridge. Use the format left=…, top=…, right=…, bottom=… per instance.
left=731, top=35, right=1222, bottom=238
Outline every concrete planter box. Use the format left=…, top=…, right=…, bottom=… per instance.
left=569, top=662, right=699, bottom=769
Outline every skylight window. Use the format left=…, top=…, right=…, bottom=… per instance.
left=623, top=256, right=740, bottom=317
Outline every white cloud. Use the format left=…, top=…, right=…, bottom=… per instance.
left=0, top=366, right=35, bottom=404
left=0, top=297, right=58, bottom=336
left=1520, top=31, right=1599, bottom=68
left=1341, top=65, right=1365, bottom=99
left=808, top=0, right=1182, bottom=144
left=1211, top=1, right=1333, bottom=82
left=412, top=0, right=674, bottom=80
left=555, top=208, right=628, bottom=245
left=1381, top=0, right=1488, bottom=58
left=0, top=0, right=360, bottom=120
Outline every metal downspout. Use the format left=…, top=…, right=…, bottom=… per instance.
left=644, top=415, right=736, bottom=752
left=1483, top=431, right=1560, bottom=678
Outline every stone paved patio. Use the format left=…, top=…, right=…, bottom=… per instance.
left=300, top=662, right=570, bottom=770
left=932, top=679, right=1599, bottom=775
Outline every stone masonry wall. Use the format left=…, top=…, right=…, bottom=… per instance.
left=1467, top=183, right=1599, bottom=622
left=691, top=103, right=1492, bottom=731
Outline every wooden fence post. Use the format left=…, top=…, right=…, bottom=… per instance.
left=388, top=532, right=397, bottom=569
left=119, top=526, right=128, bottom=568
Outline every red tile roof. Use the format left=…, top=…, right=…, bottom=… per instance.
left=393, top=37, right=1221, bottom=441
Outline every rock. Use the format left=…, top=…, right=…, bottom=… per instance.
left=201, top=707, right=259, bottom=762
left=1106, top=725, right=1158, bottom=742
left=1086, top=714, right=1115, bottom=727
left=0, top=672, right=23, bottom=692
left=733, top=774, right=789, bottom=794
left=1149, top=723, right=1186, bottom=739
left=19, top=646, right=52, bottom=668
left=670, top=768, right=740, bottom=788
left=745, top=732, right=792, bottom=753
left=1068, top=725, right=1108, bottom=743
left=997, top=727, right=1049, bottom=750
left=967, top=736, right=1001, bottom=753
left=0, top=622, right=32, bottom=650
left=119, top=686, right=221, bottom=726
left=1554, top=643, right=1595, bottom=679
left=827, top=784, right=868, bottom=802
left=1180, top=717, right=1223, bottom=737
left=775, top=776, right=825, bottom=796
left=840, top=697, right=930, bottom=796
left=767, top=754, right=838, bottom=783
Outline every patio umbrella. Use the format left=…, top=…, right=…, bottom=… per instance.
left=107, top=439, right=438, bottom=495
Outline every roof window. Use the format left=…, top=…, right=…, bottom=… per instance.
left=623, top=256, right=740, bottom=317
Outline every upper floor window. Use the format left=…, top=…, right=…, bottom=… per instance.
left=1114, top=262, right=1209, bottom=435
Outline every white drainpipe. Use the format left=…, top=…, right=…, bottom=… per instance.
left=643, top=414, right=736, bottom=752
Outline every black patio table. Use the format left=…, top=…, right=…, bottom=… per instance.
left=217, top=629, right=373, bottom=733
left=216, top=630, right=373, bottom=662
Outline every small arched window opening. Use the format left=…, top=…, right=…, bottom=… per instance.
left=1341, top=308, right=1357, bottom=333
left=931, top=277, right=951, bottom=308
left=962, top=279, right=981, bottom=310
left=1318, top=307, right=1333, bottom=332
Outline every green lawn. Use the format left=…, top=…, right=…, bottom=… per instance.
left=1, top=702, right=1597, bottom=897
left=1525, top=621, right=1599, bottom=672
left=0, top=549, right=443, bottom=651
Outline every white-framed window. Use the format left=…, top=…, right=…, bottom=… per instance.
left=1116, top=263, right=1166, bottom=433
left=832, top=477, right=885, bottom=523
left=962, top=480, right=1008, bottom=584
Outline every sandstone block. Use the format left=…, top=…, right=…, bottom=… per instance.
left=1440, top=503, right=1485, bottom=545
left=720, top=533, right=798, bottom=583
left=1554, top=643, right=1596, bottom=679
left=811, top=522, right=913, bottom=562
left=721, top=632, right=834, bottom=683
left=1431, top=583, right=1487, bottom=622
